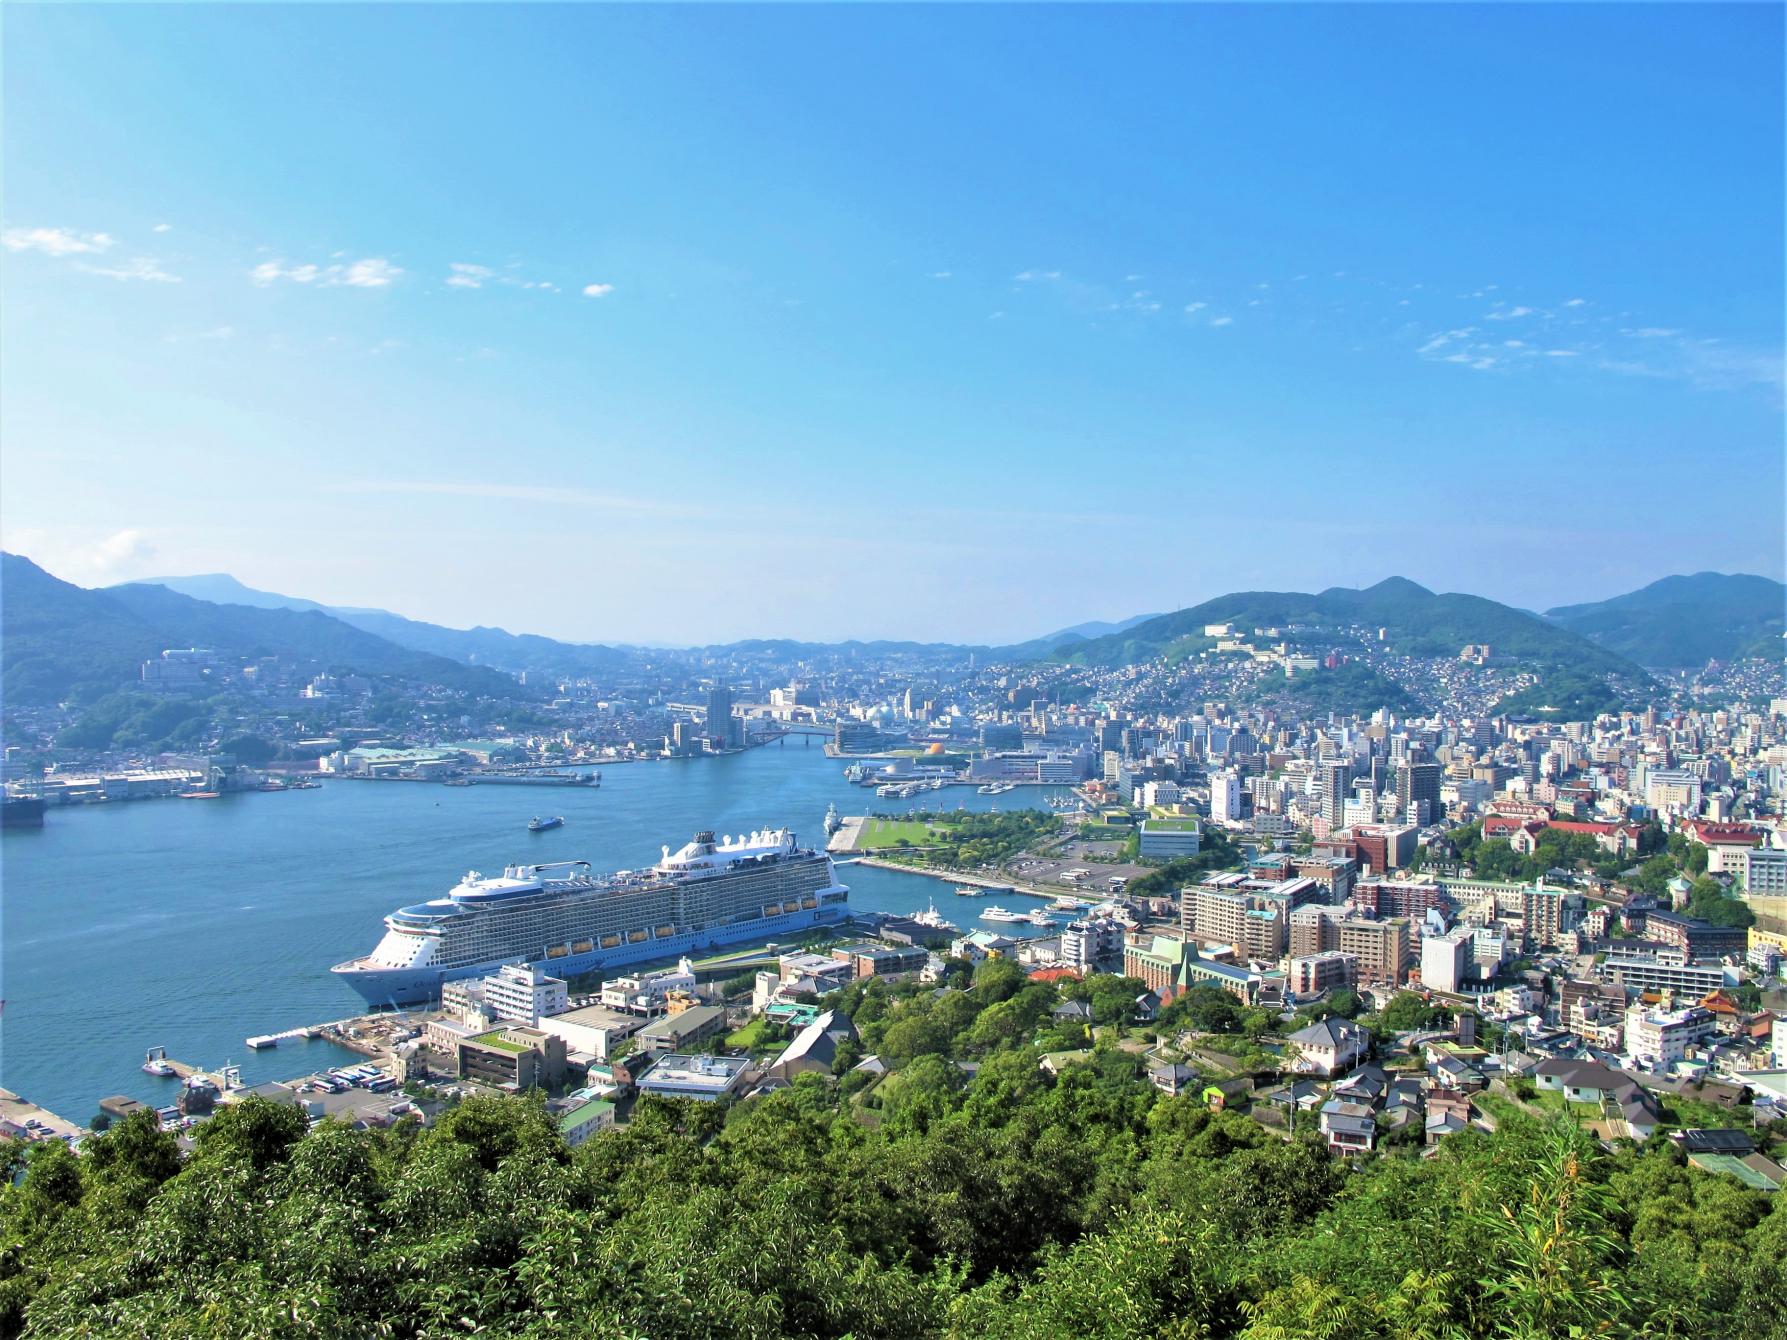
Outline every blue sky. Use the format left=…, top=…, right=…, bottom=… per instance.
left=3, top=3, right=1781, bottom=645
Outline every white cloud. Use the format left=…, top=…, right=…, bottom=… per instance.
left=92, top=529, right=156, bottom=573
left=1183, top=302, right=1206, bottom=314
left=253, top=260, right=317, bottom=285
left=1563, top=297, right=1586, bottom=307
left=1623, top=326, right=1680, bottom=339
left=929, top=271, right=952, bottom=280
left=251, top=256, right=402, bottom=288
left=446, top=262, right=494, bottom=289
left=1545, top=349, right=1579, bottom=357
left=581, top=282, right=615, bottom=298
left=73, top=256, right=180, bottom=283
left=152, top=223, right=173, bottom=233
left=2, top=226, right=116, bottom=256
left=340, top=258, right=400, bottom=288
left=1486, top=305, right=1534, bottom=320
left=1209, top=315, right=1234, bottom=327
left=1013, top=270, right=1061, bottom=282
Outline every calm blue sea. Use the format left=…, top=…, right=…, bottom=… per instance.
left=1, top=745, right=1068, bottom=1123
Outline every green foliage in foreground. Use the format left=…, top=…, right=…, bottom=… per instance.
left=5, top=1062, right=1787, bottom=1339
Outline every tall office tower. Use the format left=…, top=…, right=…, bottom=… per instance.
left=1209, top=769, right=1243, bottom=824
left=1396, top=761, right=1442, bottom=825
left=706, top=685, right=737, bottom=749
left=1319, top=760, right=1352, bottom=830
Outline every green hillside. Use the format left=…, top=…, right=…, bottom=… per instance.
left=118, top=574, right=639, bottom=677
left=1057, top=577, right=1633, bottom=672
left=1545, top=571, right=1785, bottom=666
left=3, top=554, right=521, bottom=704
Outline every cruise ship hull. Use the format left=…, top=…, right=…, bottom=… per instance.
left=332, top=902, right=849, bottom=1008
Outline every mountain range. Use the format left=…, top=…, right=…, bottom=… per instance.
left=0, top=555, right=523, bottom=706
left=117, top=572, right=639, bottom=679
left=1051, top=576, right=1636, bottom=671
left=3, top=555, right=1777, bottom=710
left=1543, top=572, right=1784, bottom=667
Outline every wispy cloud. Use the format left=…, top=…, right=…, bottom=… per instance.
left=152, top=223, right=173, bottom=234
left=2, top=527, right=158, bottom=582
left=1485, top=305, right=1534, bottom=321
left=581, top=282, right=615, bottom=298
left=446, top=262, right=494, bottom=289
left=1562, top=297, right=1587, bottom=307
left=1183, top=302, right=1207, bottom=314
left=332, top=479, right=697, bottom=517
left=251, top=256, right=403, bottom=288
left=929, top=271, right=952, bottom=280
left=74, top=256, right=180, bottom=283
left=1621, top=326, right=1680, bottom=339
left=1208, top=315, right=1234, bottom=327
left=1013, top=270, right=1061, bottom=282
left=2, top=225, right=116, bottom=256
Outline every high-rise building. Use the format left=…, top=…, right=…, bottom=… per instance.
left=1208, top=769, right=1243, bottom=824
left=1396, top=762, right=1442, bottom=826
left=705, top=685, right=737, bottom=749
left=1319, top=760, right=1352, bottom=831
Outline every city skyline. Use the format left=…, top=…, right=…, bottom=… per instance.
left=3, top=4, right=1782, bottom=644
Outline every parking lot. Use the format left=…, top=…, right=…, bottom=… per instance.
left=1006, top=840, right=1152, bottom=893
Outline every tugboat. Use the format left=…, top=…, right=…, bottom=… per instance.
left=528, top=816, right=565, bottom=832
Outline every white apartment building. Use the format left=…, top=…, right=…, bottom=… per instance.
left=1420, top=927, right=1474, bottom=994
left=1623, top=1003, right=1715, bottom=1066
left=1209, top=769, right=1243, bottom=824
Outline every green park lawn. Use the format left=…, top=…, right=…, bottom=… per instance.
left=856, top=817, right=955, bottom=849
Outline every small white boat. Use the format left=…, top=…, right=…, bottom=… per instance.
left=980, top=905, right=1026, bottom=923
left=907, top=901, right=960, bottom=934
left=142, top=1046, right=175, bottom=1077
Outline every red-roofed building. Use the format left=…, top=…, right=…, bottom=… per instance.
left=1681, top=820, right=1764, bottom=875
left=1028, top=966, right=1083, bottom=984
left=1485, top=813, right=1642, bottom=859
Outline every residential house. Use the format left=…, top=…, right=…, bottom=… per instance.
left=1288, top=1017, right=1372, bottom=1077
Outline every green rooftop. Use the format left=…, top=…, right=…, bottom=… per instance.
left=472, top=1031, right=532, bottom=1053
left=557, top=1099, right=615, bottom=1133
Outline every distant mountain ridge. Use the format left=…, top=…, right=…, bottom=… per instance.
left=2, top=554, right=521, bottom=705
left=1544, top=572, right=1784, bottom=667
left=1056, top=576, right=1636, bottom=672
left=118, top=573, right=636, bottom=678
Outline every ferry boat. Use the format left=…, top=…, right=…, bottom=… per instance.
left=142, top=1047, right=175, bottom=1077
left=979, top=905, right=1026, bottom=923
left=954, top=885, right=985, bottom=898
left=528, top=815, right=565, bottom=832
left=332, top=828, right=849, bottom=1007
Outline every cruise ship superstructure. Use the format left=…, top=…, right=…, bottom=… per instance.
left=332, top=828, right=848, bottom=1006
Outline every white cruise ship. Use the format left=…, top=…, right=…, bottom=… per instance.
left=332, top=829, right=848, bottom=1007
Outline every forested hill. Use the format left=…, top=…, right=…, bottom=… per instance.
left=1056, top=576, right=1637, bottom=671
left=1545, top=571, right=1786, bottom=666
left=115, top=573, right=638, bottom=679
left=3, top=958, right=1783, bottom=1338
left=2, top=553, right=521, bottom=704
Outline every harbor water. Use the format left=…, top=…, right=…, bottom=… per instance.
left=1, top=747, right=1071, bottom=1123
